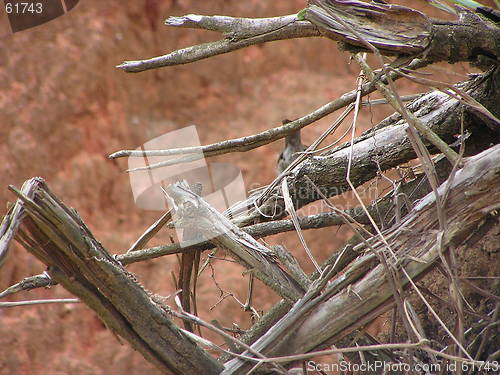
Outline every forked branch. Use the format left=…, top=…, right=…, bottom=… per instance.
left=117, top=0, right=499, bottom=74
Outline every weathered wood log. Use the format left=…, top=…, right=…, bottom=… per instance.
left=305, top=0, right=500, bottom=66
left=233, top=67, right=500, bottom=226
left=0, top=178, right=223, bottom=375
left=305, top=0, right=432, bottom=55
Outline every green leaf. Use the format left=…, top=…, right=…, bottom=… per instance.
left=296, top=8, right=307, bottom=21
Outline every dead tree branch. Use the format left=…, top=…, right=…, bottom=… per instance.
left=116, top=15, right=319, bottom=73
left=0, top=178, right=223, bottom=375
left=305, top=0, right=432, bottom=54
left=223, top=144, right=500, bottom=374
left=232, top=67, right=499, bottom=226
left=109, top=58, right=428, bottom=163
left=116, top=1, right=499, bottom=74
left=165, top=181, right=306, bottom=301
left=1, top=157, right=451, bottom=300
left=305, top=0, right=500, bottom=65
left=2, top=3, right=499, bottom=373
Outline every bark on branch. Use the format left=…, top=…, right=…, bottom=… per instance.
left=116, top=15, right=319, bottom=73
left=232, top=67, right=499, bottom=226
left=117, top=1, right=499, bottom=73
left=305, top=0, right=432, bottom=54
left=305, top=0, right=500, bottom=65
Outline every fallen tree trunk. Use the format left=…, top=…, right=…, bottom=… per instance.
left=222, top=144, right=500, bottom=374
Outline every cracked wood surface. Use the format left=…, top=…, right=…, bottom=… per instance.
left=165, top=181, right=306, bottom=302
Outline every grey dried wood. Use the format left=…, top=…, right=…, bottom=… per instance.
left=222, top=145, right=500, bottom=374
left=1, top=178, right=223, bottom=375
left=165, top=181, right=305, bottom=303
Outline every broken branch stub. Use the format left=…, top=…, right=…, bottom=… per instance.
left=165, top=181, right=305, bottom=302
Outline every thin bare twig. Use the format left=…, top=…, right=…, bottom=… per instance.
left=0, top=298, right=80, bottom=307
left=117, top=14, right=319, bottom=73
left=281, top=177, right=320, bottom=272
left=0, top=272, right=53, bottom=299
left=128, top=210, right=173, bottom=252
left=109, top=59, right=428, bottom=168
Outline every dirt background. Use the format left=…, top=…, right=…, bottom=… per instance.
left=0, top=1, right=497, bottom=374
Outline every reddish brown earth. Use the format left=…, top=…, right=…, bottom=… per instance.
left=0, top=1, right=494, bottom=374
